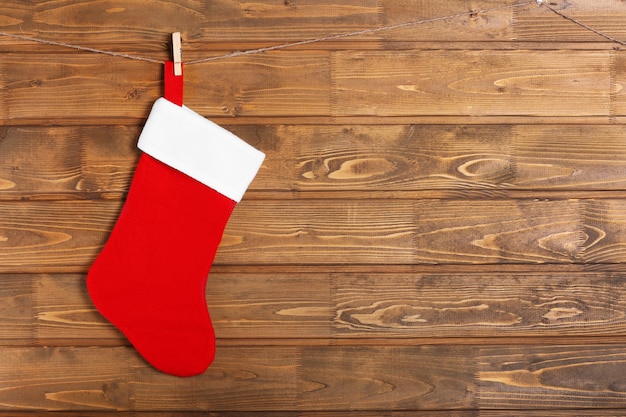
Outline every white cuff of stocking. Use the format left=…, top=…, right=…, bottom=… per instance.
left=138, top=98, right=265, bottom=202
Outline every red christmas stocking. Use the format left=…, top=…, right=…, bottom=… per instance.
left=87, top=92, right=264, bottom=377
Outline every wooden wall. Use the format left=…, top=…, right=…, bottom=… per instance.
left=2, top=0, right=626, bottom=414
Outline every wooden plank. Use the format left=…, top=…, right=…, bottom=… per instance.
left=198, top=0, right=381, bottom=43
left=0, top=345, right=476, bottom=411
left=333, top=50, right=613, bottom=117
left=331, top=272, right=626, bottom=338
left=3, top=272, right=624, bottom=344
left=0, top=0, right=380, bottom=49
left=0, top=197, right=618, bottom=270
left=224, top=199, right=580, bottom=265
left=297, top=345, right=475, bottom=410
left=582, top=200, right=626, bottom=264
left=481, top=412, right=626, bottom=417
left=0, top=274, right=33, bottom=343
left=291, top=125, right=514, bottom=192
left=0, top=410, right=620, bottom=417
left=133, top=346, right=301, bottom=411
left=134, top=346, right=473, bottom=411
left=0, top=0, right=525, bottom=50
left=379, top=0, right=518, bottom=42
left=0, top=413, right=476, bottom=417
left=6, top=344, right=626, bottom=411
left=34, top=274, right=123, bottom=342
left=294, top=124, right=626, bottom=192
left=0, top=198, right=604, bottom=272
left=208, top=273, right=332, bottom=339
left=187, top=52, right=331, bottom=117
left=0, top=126, right=140, bottom=198
left=478, top=344, right=626, bottom=409
left=515, top=0, right=626, bottom=43
left=217, top=199, right=417, bottom=265
left=0, top=55, right=160, bottom=121
left=0, top=1, right=193, bottom=58
left=0, top=201, right=119, bottom=272
left=33, top=273, right=332, bottom=343
left=411, top=199, right=581, bottom=264
left=2, top=0, right=624, bottom=50
left=511, top=125, right=626, bottom=190
left=613, top=52, right=626, bottom=117
left=0, top=58, right=5, bottom=122
left=0, top=52, right=330, bottom=122
left=6, top=124, right=626, bottom=199
left=1, top=50, right=619, bottom=122
left=0, top=346, right=131, bottom=411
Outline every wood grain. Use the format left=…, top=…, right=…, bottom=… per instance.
left=0, top=274, right=33, bottom=343
left=2, top=0, right=625, bottom=52
left=0, top=52, right=330, bottom=122
left=188, top=52, right=331, bottom=117
left=331, top=272, right=626, bottom=338
left=511, top=125, right=626, bottom=190
left=0, top=55, right=160, bottom=121
left=333, top=50, right=613, bottom=117
left=411, top=199, right=581, bottom=264
left=198, top=0, right=382, bottom=43
left=3, top=272, right=626, bottom=345
left=298, top=345, right=475, bottom=410
left=0, top=198, right=581, bottom=268
left=0, top=0, right=521, bottom=53
left=6, top=124, right=626, bottom=199
left=0, top=345, right=475, bottom=411
left=379, top=0, right=518, bottom=42
left=478, top=344, right=626, bottom=409
left=481, top=412, right=626, bottom=417
left=0, top=201, right=118, bottom=271
left=222, top=199, right=416, bottom=265
left=0, top=413, right=476, bottom=417
left=2, top=344, right=626, bottom=411
left=612, top=52, right=626, bottom=117
left=209, top=272, right=332, bottom=339
left=34, top=274, right=123, bottom=343
left=582, top=200, right=626, bottom=264
left=3, top=0, right=626, bottom=415
left=0, top=347, right=131, bottom=411
left=514, top=0, right=626, bottom=43
left=3, top=198, right=625, bottom=271
left=1, top=50, right=620, bottom=123
left=0, top=126, right=140, bottom=198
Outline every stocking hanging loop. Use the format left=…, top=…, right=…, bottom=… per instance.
left=164, top=61, right=183, bottom=106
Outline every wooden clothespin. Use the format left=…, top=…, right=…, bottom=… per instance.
left=165, top=32, right=184, bottom=105
left=172, top=32, right=182, bottom=76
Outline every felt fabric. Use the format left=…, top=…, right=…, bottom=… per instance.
left=87, top=64, right=265, bottom=376
left=88, top=153, right=235, bottom=376
left=137, top=98, right=264, bottom=203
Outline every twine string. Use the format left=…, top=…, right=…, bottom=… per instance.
left=541, top=2, right=626, bottom=46
left=0, top=31, right=164, bottom=64
left=1, top=2, right=533, bottom=65
left=186, top=2, right=533, bottom=64
left=0, top=1, right=624, bottom=65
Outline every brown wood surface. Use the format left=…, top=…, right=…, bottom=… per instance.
left=1, top=49, right=623, bottom=121
left=2, top=0, right=626, bottom=415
